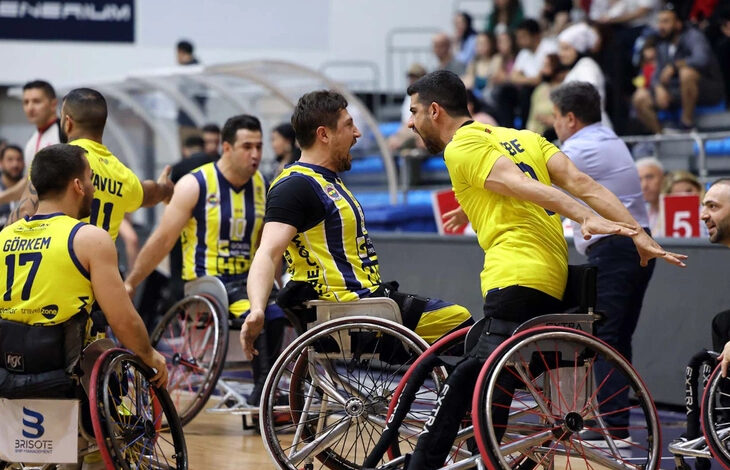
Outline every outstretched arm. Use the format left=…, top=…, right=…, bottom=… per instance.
left=241, top=221, right=296, bottom=357
left=124, top=174, right=198, bottom=292
left=547, top=152, right=686, bottom=267
left=140, top=165, right=174, bottom=207
left=485, top=155, right=638, bottom=236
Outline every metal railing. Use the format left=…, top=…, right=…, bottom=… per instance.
left=385, top=27, right=440, bottom=91
left=620, top=131, right=730, bottom=180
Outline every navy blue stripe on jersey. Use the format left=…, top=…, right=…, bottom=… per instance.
left=331, top=180, right=377, bottom=272
left=216, top=168, right=231, bottom=243
left=242, top=178, right=254, bottom=243
left=26, top=212, right=64, bottom=222
left=68, top=222, right=90, bottom=280
left=192, top=171, right=208, bottom=277
left=323, top=210, right=361, bottom=294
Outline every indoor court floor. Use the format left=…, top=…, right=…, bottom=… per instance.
left=182, top=403, right=714, bottom=470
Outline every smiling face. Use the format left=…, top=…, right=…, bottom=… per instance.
left=408, top=93, right=446, bottom=155
left=702, top=183, right=730, bottom=245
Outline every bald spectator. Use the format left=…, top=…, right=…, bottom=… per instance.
left=433, top=33, right=466, bottom=76
left=636, top=157, right=665, bottom=236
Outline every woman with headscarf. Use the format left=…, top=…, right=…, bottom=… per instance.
left=558, top=22, right=612, bottom=127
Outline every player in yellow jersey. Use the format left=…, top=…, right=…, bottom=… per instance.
left=0, top=144, right=166, bottom=468
left=124, top=114, right=286, bottom=406
left=8, top=88, right=174, bottom=239
left=399, top=70, right=687, bottom=469
left=241, top=90, right=473, bottom=358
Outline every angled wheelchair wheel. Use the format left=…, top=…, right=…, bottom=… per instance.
left=379, top=327, right=472, bottom=466
left=473, top=326, right=661, bottom=470
left=701, top=364, right=730, bottom=470
left=90, top=349, right=188, bottom=470
left=150, top=294, right=229, bottom=426
left=260, top=316, right=431, bottom=470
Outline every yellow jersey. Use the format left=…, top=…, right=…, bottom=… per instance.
left=0, top=213, right=94, bottom=325
left=444, top=122, right=568, bottom=300
left=270, top=163, right=380, bottom=302
left=71, top=138, right=143, bottom=241
left=180, top=163, right=267, bottom=283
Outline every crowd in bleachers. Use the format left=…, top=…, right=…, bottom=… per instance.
left=389, top=0, right=729, bottom=150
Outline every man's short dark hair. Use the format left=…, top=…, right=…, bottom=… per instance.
left=177, top=40, right=194, bottom=54
left=201, top=123, right=220, bottom=134
left=549, top=81, right=602, bottom=125
left=221, top=114, right=262, bottom=146
left=406, top=71, right=470, bottom=118
left=22, top=80, right=56, bottom=100
left=183, top=135, right=205, bottom=149
left=0, top=145, right=23, bottom=160
left=63, top=88, right=107, bottom=136
left=31, top=144, right=87, bottom=200
left=516, top=18, right=541, bottom=36
left=291, top=90, right=348, bottom=149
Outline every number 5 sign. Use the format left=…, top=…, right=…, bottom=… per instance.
left=662, top=194, right=701, bottom=238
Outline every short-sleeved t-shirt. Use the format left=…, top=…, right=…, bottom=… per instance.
left=444, top=122, right=568, bottom=300
left=71, top=138, right=143, bottom=241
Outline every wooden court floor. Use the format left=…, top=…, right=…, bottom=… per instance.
left=184, top=408, right=275, bottom=469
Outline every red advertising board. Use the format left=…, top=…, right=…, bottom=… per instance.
left=662, top=194, right=701, bottom=238
left=432, top=189, right=468, bottom=235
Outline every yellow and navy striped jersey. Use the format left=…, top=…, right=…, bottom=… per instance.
left=71, top=138, right=144, bottom=241
left=270, top=162, right=381, bottom=302
left=180, top=162, right=267, bottom=282
left=444, top=122, right=568, bottom=300
left=0, top=213, right=94, bottom=325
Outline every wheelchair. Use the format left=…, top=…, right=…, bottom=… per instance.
left=258, top=295, right=443, bottom=470
left=295, top=265, right=662, bottom=470
left=0, top=325, right=187, bottom=470
left=668, top=350, right=730, bottom=470
left=149, top=276, right=287, bottom=426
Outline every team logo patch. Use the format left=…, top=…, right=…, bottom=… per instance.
left=325, top=184, right=342, bottom=201
left=5, top=352, right=24, bottom=372
left=207, top=195, right=219, bottom=206
left=40, top=304, right=59, bottom=320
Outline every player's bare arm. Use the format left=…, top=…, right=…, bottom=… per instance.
left=241, top=221, right=297, bottom=357
left=75, top=223, right=167, bottom=387
left=547, top=152, right=687, bottom=267
left=125, top=173, right=199, bottom=293
left=140, top=165, right=174, bottom=207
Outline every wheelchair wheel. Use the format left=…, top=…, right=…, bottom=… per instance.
left=701, top=364, right=730, bottom=470
left=150, top=294, right=228, bottom=426
left=381, top=327, right=471, bottom=464
left=260, top=316, right=431, bottom=470
left=473, top=326, right=661, bottom=470
left=90, top=349, right=188, bottom=470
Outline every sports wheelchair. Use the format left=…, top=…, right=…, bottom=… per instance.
left=668, top=350, right=730, bottom=470
left=149, top=276, right=286, bottom=426
left=0, top=316, right=187, bottom=470
left=258, top=266, right=663, bottom=470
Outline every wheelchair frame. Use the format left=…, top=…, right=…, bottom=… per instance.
left=0, top=340, right=187, bottom=470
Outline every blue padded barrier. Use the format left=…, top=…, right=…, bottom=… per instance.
left=658, top=101, right=726, bottom=122
left=378, top=121, right=402, bottom=138
left=693, top=137, right=730, bottom=156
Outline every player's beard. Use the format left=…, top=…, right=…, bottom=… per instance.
left=78, top=190, right=93, bottom=220
left=336, top=153, right=352, bottom=172
left=710, top=217, right=730, bottom=245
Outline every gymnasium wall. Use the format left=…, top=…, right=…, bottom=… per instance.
left=372, top=233, right=730, bottom=406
